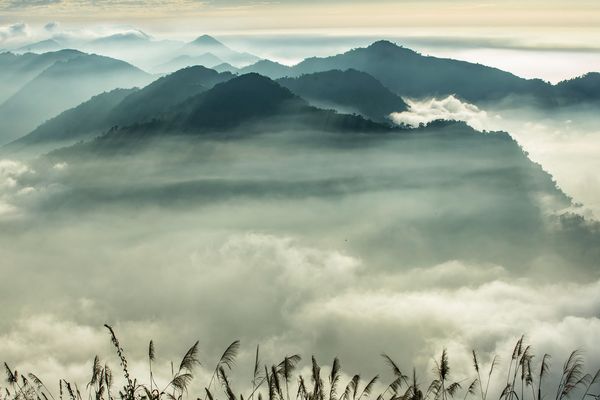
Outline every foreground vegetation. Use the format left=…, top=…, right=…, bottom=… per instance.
left=2, top=325, right=599, bottom=400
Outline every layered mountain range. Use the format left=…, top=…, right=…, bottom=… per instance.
left=1, top=35, right=598, bottom=275
left=2, top=36, right=599, bottom=152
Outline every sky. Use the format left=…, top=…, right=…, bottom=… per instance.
left=3, top=1, right=600, bottom=81
left=2, top=0, right=600, bottom=29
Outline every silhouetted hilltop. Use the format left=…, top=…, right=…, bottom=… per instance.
left=239, top=59, right=292, bottom=79
left=554, top=73, right=600, bottom=105
left=197, top=41, right=600, bottom=107
left=172, top=73, right=303, bottom=131
left=132, top=73, right=391, bottom=135
left=49, top=74, right=391, bottom=155
left=291, top=40, right=554, bottom=105
left=110, top=65, right=235, bottom=125
left=278, top=69, right=408, bottom=122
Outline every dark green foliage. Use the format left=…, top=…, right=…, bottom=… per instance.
left=109, top=65, right=234, bottom=126
left=278, top=69, right=407, bottom=122
left=553, top=73, right=600, bottom=105
left=80, top=73, right=392, bottom=145
left=174, top=73, right=302, bottom=131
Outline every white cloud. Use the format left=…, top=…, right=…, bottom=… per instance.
left=0, top=22, right=29, bottom=42
left=294, top=275, right=600, bottom=387
left=53, top=161, right=68, bottom=170
left=0, top=159, right=32, bottom=217
left=389, top=95, right=493, bottom=131
left=2, top=233, right=599, bottom=394
left=44, top=21, right=60, bottom=32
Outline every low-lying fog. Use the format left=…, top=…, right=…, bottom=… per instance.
left=1, top=123, right=599, bottom=394
left=391, top=97, right=600, bottom=218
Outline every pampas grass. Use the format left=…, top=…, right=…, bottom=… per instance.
left=1, top=330, right=599, bottom=400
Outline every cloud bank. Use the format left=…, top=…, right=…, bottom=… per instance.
left=0, top=124, right=598, bottom=395
left=389, top=95, right=495, bottom=131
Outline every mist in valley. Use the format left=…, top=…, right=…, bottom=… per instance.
left=390, top=95, right=600, bottom=217
left=2, top=123, right=600, bottom=392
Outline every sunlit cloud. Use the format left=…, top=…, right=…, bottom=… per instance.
left=389, top=95, right=496, bottom=131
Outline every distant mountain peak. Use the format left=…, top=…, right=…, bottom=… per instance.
left=206, top=73, right=297, bottom=101
left=16, top=38, right=62, bottom=53
left=255, top=59, right=287, bottom=66
left=369, top=40, right=398, bottom=48
left=189, top=34, right=225, bottom=47
left=365, top=40, right=414, bottom=54
left=170, top=73, right=305, bottom=131
left=161, top=65, right=228, bottom=82
left=45, top=48, right=85, bottom=57
left=93, top=30, right=151, bottom=43
left=213, top=62, right=239, bottom=73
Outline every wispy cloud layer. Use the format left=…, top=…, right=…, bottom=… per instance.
left=0, top=22, right=28, bottom=42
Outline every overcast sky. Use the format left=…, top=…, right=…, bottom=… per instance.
left=2, top=0, right=600, bottom=32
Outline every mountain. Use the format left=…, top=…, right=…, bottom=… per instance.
left=15, top=39, right=63, bottom=54
left=4, top=88, right=138, bottom=152
left=154, top=53, right=223, bottom=73
left=188, top=34, right=224, bottom=48
left=554, top=73, right=600, bottom=105
left=182, top=35, right=259, bottom=67
left=170, top=73, right=306, bottom=132
left=9, top=66, right=234, bottom=147
left=0, top=49, right=83, bottom=103
left=90, top=31, right=152, bottom=47
left=278, top=69, right=408, bottom=122
left=150, top=73, right=389, bottom=134
left=196, top=41, right=600, bottom=108
left=238, top=59, right=292, bottom=79
left=81, top=34, right=184, bottom=73
left=294, top=41, right=555, bottom=104
left=54, top=73, right=390, bottom=153
left=0, top=53, right=152, bottom=145
left=213, top=62, right=239, bottom=73
left=108, top=65, right=235, bottom=126
left=240, top=41, right=553, bottom=107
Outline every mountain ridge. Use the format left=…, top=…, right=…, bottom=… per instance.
left=0, top=52, right=152, bottom=145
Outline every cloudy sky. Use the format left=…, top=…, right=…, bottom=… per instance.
left=3, top=0, right=600, bottom=81
left=1, top=0, right=599, bottom=29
